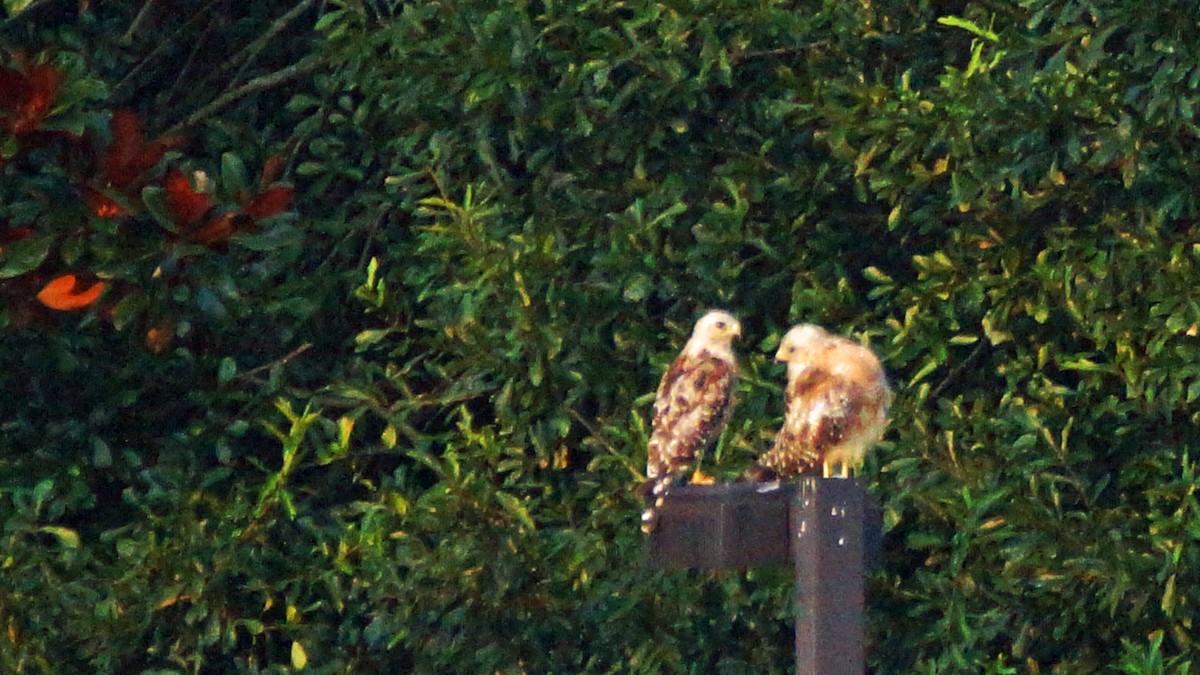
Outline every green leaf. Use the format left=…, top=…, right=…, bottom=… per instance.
left=355, top=328, right=393, bottom=350
left=1159, top=574, right=1177, bottom=616
left=1060, top=357, right=1109, bottom=373
left=115, top=539, right=139, bottom=559
left=220, top=152, right=249, bottom=196
left=313, top=9, right=345, bottom=32
left=0, top=234, right=53, bottom=278
left=141, top=186, right=178, bottom=232
left=296, top=161, right=324, bottom=176
left=4, top=0, right=36, bottom=15
left=38, top=526, right=80, bottom=549
left=937, top=15, right=999, bottom=42
left=218, top=357, right=237, bottom=385
left=234, top=225, right=303, bottom=252
left=285, top=94, right=321, bottom=113
left=495, top=491, right=536, bottom=531
left=337, top=415, right=354, bottom=449
left=862, top=266, right=893, bottom=284
left=366, top=256, right=379, bottom=288
left=381, top=424, right=397, bottom=449
left=196, top=288, right=229, bottom=318
left=92, top=437, right=113, bottom=467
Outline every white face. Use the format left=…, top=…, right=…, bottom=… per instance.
left=692, top=310, right=742, bottom=345
left=774, top=324, right=829, bottom=363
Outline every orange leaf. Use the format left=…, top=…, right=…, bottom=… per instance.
left=244, top=186, right=293, bottom=219
left=145, top=324, right=175, bottom=353
left=83, top=187, right=129, bottom=218
left=36, top=274, right=106, bottom=311
left=164, top=168, right=213, bottom=227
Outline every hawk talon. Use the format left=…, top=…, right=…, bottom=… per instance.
left=690, top=468, right=716, bottom=485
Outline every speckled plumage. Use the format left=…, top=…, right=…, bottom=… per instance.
left=752, top=324, right=890, bottom=480
left=642, top=310, right=741, bottom=533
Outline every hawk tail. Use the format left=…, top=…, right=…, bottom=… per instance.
left=639, top=473, right=679, bottom=535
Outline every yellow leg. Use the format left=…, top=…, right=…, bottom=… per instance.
left=690, top=468, right=716, bottom=485
left=822, top=461, right=831, bottom=479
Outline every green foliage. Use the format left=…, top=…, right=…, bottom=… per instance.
left=5, top=0, right=1200, bottom=672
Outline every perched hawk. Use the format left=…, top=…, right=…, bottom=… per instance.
left=749, top=324, right=891, bottom=480
left=641, top=310, right=741, bottom=534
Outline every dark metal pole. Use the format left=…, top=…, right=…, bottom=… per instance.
left=644, top=479, right=879, bottom=673
left=792, top=478, right=867, bottom=675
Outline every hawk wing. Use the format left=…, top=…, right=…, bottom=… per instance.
left=645, top=352, right=737, bottom=482
left=758, top=367, right=863, bottom=477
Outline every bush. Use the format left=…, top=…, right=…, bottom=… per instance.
left=3, top=0, right=1200, bottom=672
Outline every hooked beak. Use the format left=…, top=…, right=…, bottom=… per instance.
left=774, top=342, right=788, bottom=363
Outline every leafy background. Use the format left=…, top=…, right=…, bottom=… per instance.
left=2, top=0, right=1199, bottom=672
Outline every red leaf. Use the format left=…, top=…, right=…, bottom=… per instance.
left=0, top=226, right=35, bottom=255
left=101, top=110, right=142, bottom=185
left=244, top=186, right=294, bottom=219
left=37, top=274, right=106, bottom=311
left=0, top=67, right=23, bottom=104
left=187, top=212, right=248, bottom=246
left=258, top=156, right=285, bottom=187
left=163, top=168, right=213, bottom=227
left=102, top=110, right=181, bottom=186
left=0, top=61, right=62, bottom=135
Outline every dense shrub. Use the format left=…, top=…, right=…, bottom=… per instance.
left=3, top=0, right=1200, bottom=672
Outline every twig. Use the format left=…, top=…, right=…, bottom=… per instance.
left=228, top=0, right=320, bottom=87
left=167, top=21, right=212, bottom=105
left=166, top=54, right=325, bottom=135
left=121, top=0, right=158, bottom=43
left=356, top=209, right=387, bottom=271
left=567, top=407, right=643, bottom=480
left=734, top=41, right=832, bottom=63
left=112, top=0, right=225, bottom=98
left=232, top=342, right=313, bottom=383
left=930, top=341, right=986, bottom=399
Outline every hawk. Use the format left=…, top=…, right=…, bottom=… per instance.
left=749, top=324, right=891, bottom=480
left=641, top=309, right=741, bottom=534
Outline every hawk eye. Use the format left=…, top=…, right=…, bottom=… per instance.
left=715, top=320, right=727, bottom=329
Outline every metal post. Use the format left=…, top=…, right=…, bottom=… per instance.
left=644, top=479, right=879, bottom=673
left=792, top=477, right=868, bottom=675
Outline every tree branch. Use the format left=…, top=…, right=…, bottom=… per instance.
left=228, top=0, right=320, bottom=87
left=166, top=54, right=326, bottom=136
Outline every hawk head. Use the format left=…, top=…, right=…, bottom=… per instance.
left=774, top=324, right=830, bottom=373
left=684, top=310, right=742, bottom=359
